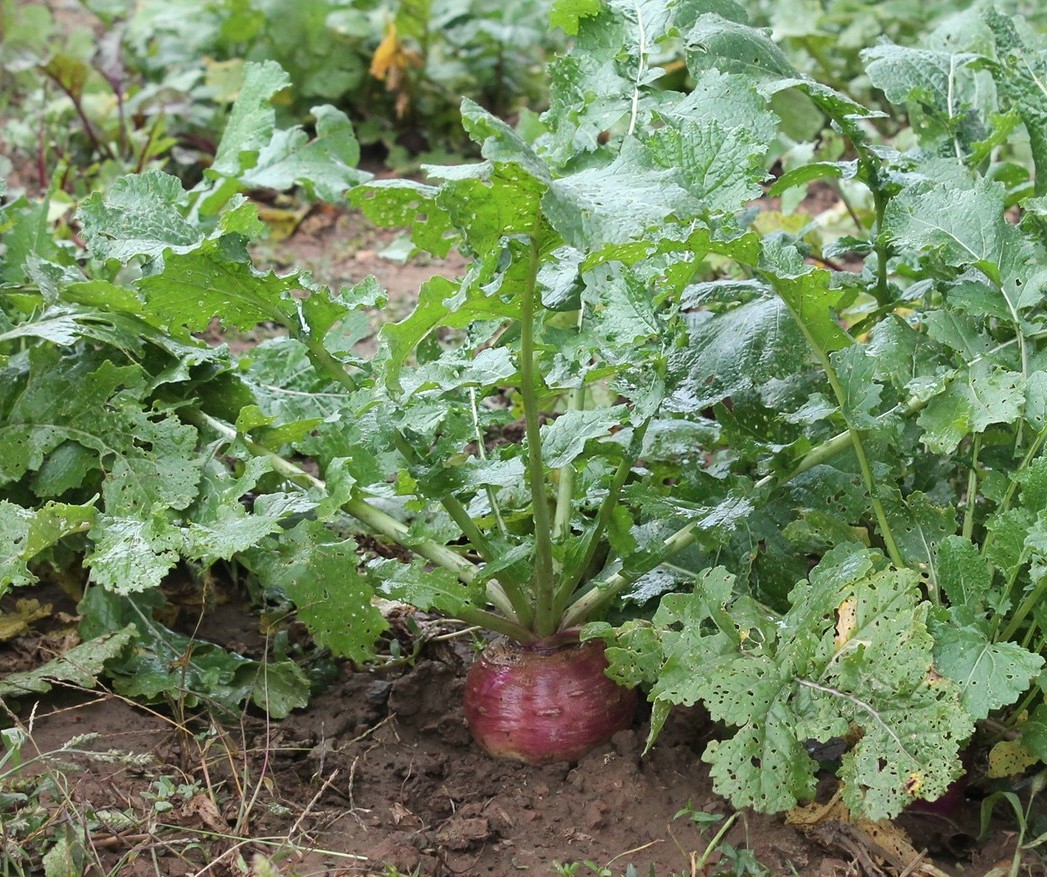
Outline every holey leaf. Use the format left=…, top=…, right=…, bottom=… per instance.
left=245, top=520, right=385, bottom=663
left=932, top=625, right=1043, bottom=720
left=791, top=553, right=972, bottom=819
left=0, top=500, right=96, bottom=594
left=620, top=546, right=971, bottom=819
left=917, top=361, right=1026, bottom=454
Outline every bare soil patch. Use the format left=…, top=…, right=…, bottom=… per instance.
left=1, top=573, right=1026, bottom=877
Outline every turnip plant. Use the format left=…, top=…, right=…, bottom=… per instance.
left=2, top=0, right=1047, bottom=820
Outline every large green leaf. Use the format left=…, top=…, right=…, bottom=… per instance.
left=246, top=520, right=385, bottom=663
left=0, top=349, right=202, bottom=513
left=933, top=624, right=1044, bottom=720
left=597, top=549, right=973, bottom=819
left=0, top=626, right=136, bottom=697
left=668, top=293, right=809, bottom=412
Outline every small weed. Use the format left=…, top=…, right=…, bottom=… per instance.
left=554, top=862, right=613, bottom=877
left=979, top=771, right=1047, bottom=877
left=673, top=803, right=770, bottom=877
left=141, top=775, right=204, bottom=813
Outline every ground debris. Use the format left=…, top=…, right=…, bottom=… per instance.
left=789, top=794, right=950, bottom=877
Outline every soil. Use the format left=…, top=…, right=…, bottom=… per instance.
left=1, top=578, right=1037, bottom=877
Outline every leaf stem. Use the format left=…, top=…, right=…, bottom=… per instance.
left=561, top=391, right=933, bottom=629
left=518, top=230, right=557, bottom=637
left=188, top=410, right=532, bottom=640
left=298, top=332, right=532, bottom=600
left=553, top=390, right=585, bottom=543
left=626, top=1, right=647, bottom=137
left=391, top=433, right=494, bottom=564
left=999, top=572, right=1047, bottom=643
left=559, top=517, right=699, bottom=630
left=850, top=430, right=906, bottom=568
left=554, top=418, right=651, bottom=618
left=871, top=187, right=892, bottom=306
left=962, top=436, right=981, bottom=541
left=767, top=270, right=906, bottom=570
left=469, top=387, right=509, bottom=539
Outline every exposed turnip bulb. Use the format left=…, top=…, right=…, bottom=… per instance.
left=463, top=634, right=637, bottom=764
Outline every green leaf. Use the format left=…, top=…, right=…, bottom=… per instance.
left=830, top=345, right=883, bottom=429
left=880, top=490, right=957, bottom=589
left=623, top=547, right=972, bottom=819
left=668, top=293, right=809, bottom=412
left=0, top=349, right=202, bottom=514
left=986, top=10, right=1047, bottom=195
left=185, top=459, right=288, bottom=565
left=236, top=104, right=370, bottom=202
left=75, top=589, right=308, bottom=717
left=917, top=363, right=1026, bottom=454
left=438, top=165, right=547, bottom=254
left=668, top=70, right=779, bottom=146
left=933, top=625, right=1043, bottom=720
left=550, top=0, right=602, bottom=35
left=370, top=556, right=484, bottom=619
left=135, top=240, right=309, bottom=336
left=461, top=98, right=552, bottom=185
left=85, top=514, right=183, bottom=594
left=0, top=192, right=68, bottom=285
left=77, top=171, right=199, bottom=263
left=766, top=262, right=853, bottom=356
left=685, top=14, right=796, bottom=79
left=380, top=275, right=515, bottom=392
left=983, top=508, right=1033, bottom=584
left=246, top=520, right=385, bottom=662
left=644, top=115, right=770, bottom=215
left=917, top=382, right=972, bottom=455
left=864, top=43, right=987, bottom=153
left=545, top=142, right=686, bottom=248
left=349, top=180, right=456, bottom=258
left=0, top=626, right=136, bottom=697
left=885, top=176, right=1010, bottom=280
left=540, top=406, right=628, bottom=468
left=0, top=500, right=96, bottom=593
left=242, top=659, right=311, bottom=718
left=209, top=60, right=291, bottom=179
left=703, top=695, right=820, bottom=813
left=1021, top=702, right=1047, bottom=760
left=937, top=535, right=992, bottom=613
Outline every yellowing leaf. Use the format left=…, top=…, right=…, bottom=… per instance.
left=369, top=22, right=422, bottom=118
left=0, top=599, right=52, bottom=641
left=987, top=738, right=1040, bottom=778
left=370, top=22, right=401, bottom=81
left=256, top=205, right=310, bottom=241
left=834, top=597, right=857, bottom=650
left=787, top=792, right=933, bottom=875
